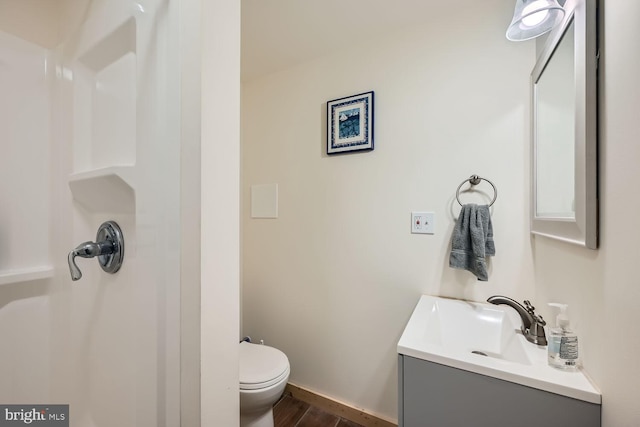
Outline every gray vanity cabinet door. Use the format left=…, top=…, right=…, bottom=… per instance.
left=398, top=355, right=600, bottom=427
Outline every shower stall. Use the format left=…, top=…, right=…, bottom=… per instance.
left=0, top=0, right=240, bottom=425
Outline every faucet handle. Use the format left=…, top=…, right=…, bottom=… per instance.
left=523, top=300, right=536, bottom=314
left=529, top=313, right=548, bottom=346
left=67, top=221, right=124, bottom=281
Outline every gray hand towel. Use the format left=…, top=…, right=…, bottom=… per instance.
left=449, top=204, right=495, bottom=281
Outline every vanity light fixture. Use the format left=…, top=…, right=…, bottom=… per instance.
left=506, top=0, right=565, bottom=41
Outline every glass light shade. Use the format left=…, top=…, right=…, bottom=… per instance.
left=507, top=0, right=565, bottom=41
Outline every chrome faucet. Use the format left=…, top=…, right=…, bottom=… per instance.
left=487, top=296, right=547, bottom=346
left=67, top=221, right=125, bottom=281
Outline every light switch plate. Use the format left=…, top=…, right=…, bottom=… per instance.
left=411, top=212, right=435, bottom=234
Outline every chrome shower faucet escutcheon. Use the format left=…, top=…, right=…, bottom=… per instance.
left=67, top=221, right=125, bottom=281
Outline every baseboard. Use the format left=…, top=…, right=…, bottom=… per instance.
left=284, top=383, right=397, bottom=427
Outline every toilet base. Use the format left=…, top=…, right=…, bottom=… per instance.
left=240, top=407, right=274, bottom=427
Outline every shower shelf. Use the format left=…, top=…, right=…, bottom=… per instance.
left=0, top=266, right=54, bottom=286
left=68, top=166, right=136, bottom=214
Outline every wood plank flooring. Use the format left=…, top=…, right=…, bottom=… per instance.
left=274, top=395, right=364, bottom=427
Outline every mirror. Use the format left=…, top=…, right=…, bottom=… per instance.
left=536, top=20, right=575, bottom=219
left=531, top=0, right=598, bottom=249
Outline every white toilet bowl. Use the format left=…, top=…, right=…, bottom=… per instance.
left=239, top=341, right=290, bottom=427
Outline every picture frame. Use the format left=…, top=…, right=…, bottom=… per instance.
left=326, top=91, right=374, bottom=155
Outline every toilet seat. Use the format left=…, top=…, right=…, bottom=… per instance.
left=239, top=342, right=290, bottom=391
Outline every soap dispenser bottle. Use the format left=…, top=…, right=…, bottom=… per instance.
left=547, top=303, right=579, bottom=371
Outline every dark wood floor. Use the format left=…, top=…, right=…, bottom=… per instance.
left=274, top=395, right=364, bottom=427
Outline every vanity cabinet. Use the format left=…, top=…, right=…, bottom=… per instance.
left=398, top=355, right=601, bottom=427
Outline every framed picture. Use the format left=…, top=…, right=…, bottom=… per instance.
left=327, top=91, right=374, bottom=155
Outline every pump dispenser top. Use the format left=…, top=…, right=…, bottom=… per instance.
left=548, top=303, right=570, bottom=328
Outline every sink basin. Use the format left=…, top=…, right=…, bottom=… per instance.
left=398, top=295, right=601, bottom=404
left=417, top=297, right=531, bottom=365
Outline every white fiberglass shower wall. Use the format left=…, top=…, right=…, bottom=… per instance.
left=0, top=1, right=189, bottom=425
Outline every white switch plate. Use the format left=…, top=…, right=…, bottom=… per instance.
left=411, top=212, right=435, bottom=234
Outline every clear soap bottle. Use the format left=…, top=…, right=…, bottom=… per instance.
left=547, top=303, right=580, bottom=371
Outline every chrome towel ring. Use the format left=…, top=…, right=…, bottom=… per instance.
left=455, top=174, right=497, bottom=207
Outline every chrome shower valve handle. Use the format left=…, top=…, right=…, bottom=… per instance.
left=68, top=221, right=124, bottom=281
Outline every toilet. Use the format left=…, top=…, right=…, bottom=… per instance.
left=239, top=341, right=290, bottom=427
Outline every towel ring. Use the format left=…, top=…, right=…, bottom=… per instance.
left=455, top=175, right=497, bottom=207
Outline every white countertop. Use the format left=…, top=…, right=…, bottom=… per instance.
left=397, top=295, right=601, bottom=404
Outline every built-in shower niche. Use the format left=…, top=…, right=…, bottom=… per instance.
left=68, top=167, right=135, bottom=215
left=69, top=18, right=136, bottom=214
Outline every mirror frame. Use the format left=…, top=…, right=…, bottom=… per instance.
left=531, top=0, right=598, bottom=249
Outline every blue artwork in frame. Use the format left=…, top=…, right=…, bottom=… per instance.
left=327, top=91, right=374, bottom=155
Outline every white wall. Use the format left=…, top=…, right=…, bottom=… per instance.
left=200, top=0, right=241, bottom=425
left=0, top=0, right=60, bottom=48
left=180, top=0, right=203, bottom=424
left=533, top=1, right=640, bottom=425
left=242, top=2, right=536, bottom=421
